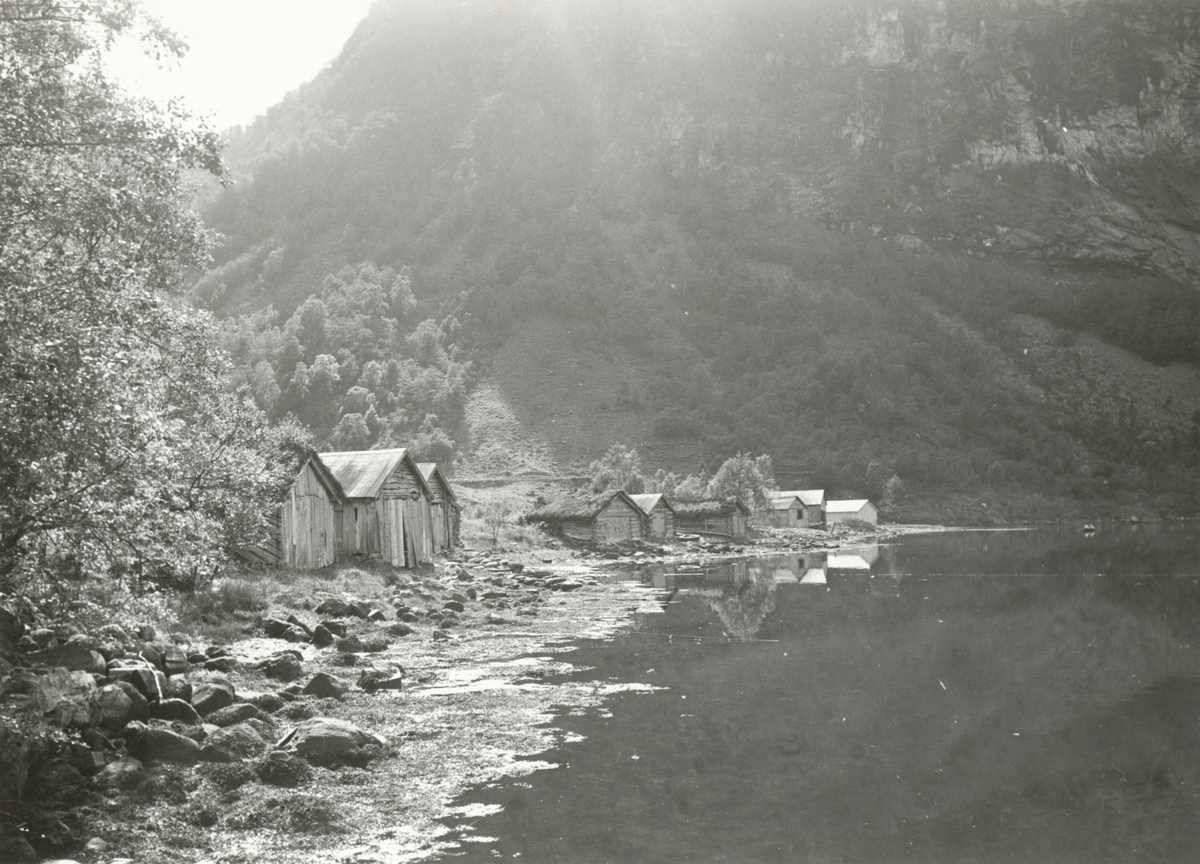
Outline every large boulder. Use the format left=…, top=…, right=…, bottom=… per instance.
left=201, top=724, right=266, bottom=761
left=256, top=652, right=303, bottom=682
left=314, top=598, right=353, bottom=618
left=163, top=676, right=192, bottom=702
left=190, top=678, right=236, bottom=716
left=278, top=717, right=386, bottom=766
left=149, top=698, right=201, bottom=725
left=124, top=720, right=201, bottom=764
left=299, top=672, right=349, bottom=700
left=23, top=643, right=105, bottom=675
left=32, top=668, right=100, bottom=728
left=97, top=682, right=148, bottom=730
left=106, top=662, right=163, bottom=702
left=205, top=702, right=264, bottom=727
left=263, top=617, right=310, bottom=643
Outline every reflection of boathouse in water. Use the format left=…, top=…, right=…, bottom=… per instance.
left=637, top=544, right=890, bottom=639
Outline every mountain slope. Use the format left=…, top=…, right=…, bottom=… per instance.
left=195, top=0, right=1200, bottom=519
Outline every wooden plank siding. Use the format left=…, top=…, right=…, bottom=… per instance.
left=647, top=507, right=675, bottom=538
left=417, top=463, right=459, bottom=554
left=595, top=497, right=644, bottom=543
left=280, top=460, right=339, bottom=568
left=319, top=449, right=436, bottom=568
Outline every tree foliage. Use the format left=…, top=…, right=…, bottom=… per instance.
left=706, top=454, right=776, bottom=512
left=589, top=444, right=645, bottom=494
left=0, top=0, right=302, bottom=594
left=219, top=262, right=472, bottom=461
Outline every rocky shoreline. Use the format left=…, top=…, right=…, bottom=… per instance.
left=0, top=526, right=923, bottom=863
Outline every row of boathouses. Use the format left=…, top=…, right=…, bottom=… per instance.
left=275, top=448, right=875, bottom=567
left=525, top=491, right=751, bottom=542
left=280, top=449, right=460, bottom=570
left=526, top=488, right=875, bottom=542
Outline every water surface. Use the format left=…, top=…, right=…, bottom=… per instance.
left=440, top=523, right=1199, bottom=862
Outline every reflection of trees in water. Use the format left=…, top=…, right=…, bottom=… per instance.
left=697, top=562, right=778, bottom=640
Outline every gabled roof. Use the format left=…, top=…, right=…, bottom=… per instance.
left=318, top=448, right=433, bottom=500
left=416, top=462, right=458, bottom=506
left=775, top=489, right=825, bottom=507
left=675, top=497, right=751, bottom=517
left=528, top=490, right=640, bottom=521
left=628, top=493, right=676, bottom=516
left=291, top=449, right=345, bottom=500
left=768, top=494, right=802, bottom=510
left=826, top=499, right=872, bottom=513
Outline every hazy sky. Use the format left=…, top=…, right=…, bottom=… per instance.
left=110, top=0, right=376, bottom=129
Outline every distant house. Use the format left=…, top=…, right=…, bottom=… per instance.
left=527, top=490, right=645, bottom=544
left=417, top=462, right=460, bottom=553
left=319, top=448, right=436, bottom=567
left=774, top=489, right=826, bottom=526
left=674, top=497, right=751, bottom=538
left=628, top=493, right=677, bottom=539
left=765, top=494, right=803, bottom=528
left=277, top=452, right=345, bottom=569
left=825, top=499, right=878, bottom=526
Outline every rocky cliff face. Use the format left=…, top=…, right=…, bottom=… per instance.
left=829, top=1, right=1200, bottom=283
left=216, top=0, right=1198, bottom=294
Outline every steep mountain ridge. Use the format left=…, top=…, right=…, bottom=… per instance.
left=197, top=0, right=1200, bottom=518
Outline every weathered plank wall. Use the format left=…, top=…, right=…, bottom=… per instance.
left=645, top=505, right=675, bottom=538
left=596, top=498, right=643, bottom=543
left=281, top=462, right=337, bottom=568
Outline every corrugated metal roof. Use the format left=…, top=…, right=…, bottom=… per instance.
left=319, top=449, right=411, bottom=499
left=628, top=493, right=674, bottom=515
left=776, top=489, right=825, bottom=507
left=826, top=499, right=871, bottom=513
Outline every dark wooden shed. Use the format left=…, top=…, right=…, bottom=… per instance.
left=417, top=462, right=460, bottom=553
left=674, top=497, right=751, bottom=538
left=527, top=490, right=645, bottom=544
left=319, top=448, right=435, bottom=567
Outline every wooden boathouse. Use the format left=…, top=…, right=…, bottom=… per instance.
left=825, top=499, right=879, bottom=526
left=319, top=448, right=435, bottom=567
left=674, top=497, right=751, bottom=538
left=773, top=489, right=826, bottom=526
left=278, top=452, right=345, bottom=569
left=417, top=462, right=460, bottom=552
left=628, top=493, right=677, bottom=539
left=527, top=490, right=645, bottom=544
left=765, top=493, right=804, bottom=528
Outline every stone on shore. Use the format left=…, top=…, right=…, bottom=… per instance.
left=300, top=672, right=349, bottom=700
left=278, top=717, right=386, bottom=766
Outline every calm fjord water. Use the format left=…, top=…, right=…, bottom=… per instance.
left=442, top=524, right=1199, bottom=863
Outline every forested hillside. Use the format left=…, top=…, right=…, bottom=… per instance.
left=195, top=0, right=1200, bottom=521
